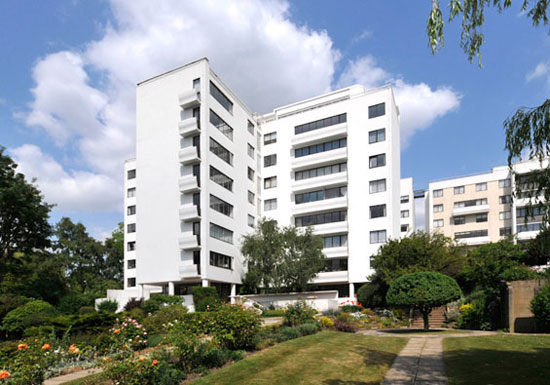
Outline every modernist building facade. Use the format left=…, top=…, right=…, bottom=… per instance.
left=111, top=57, right=413, bottom=305
left=425, top=158, right=549, bottom=245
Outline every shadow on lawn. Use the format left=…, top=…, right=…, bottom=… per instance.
left=381, top=328, right=450, bottom=334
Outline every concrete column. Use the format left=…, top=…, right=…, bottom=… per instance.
left=138, top=284, right=144, bottom=298
left=201, top=279, right=209, bottom=287
left=168, top=282, right=175, bottom=295
left=230, top=283, right=236, bottom=304
left=349, top=283, right=355, bottom=300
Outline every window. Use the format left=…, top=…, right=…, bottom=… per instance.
left=264, top=132, right=277, bottom=145
left=210, top=166, right=233, bottom=191
left=401, top=210, right=409, bottom=218
left=322, top=234, right=348, bottom=248
left=210, top=195, right=233, bottom=217
left=433, top=204, right=443, bottom=213
left=127, top=223, right=136, bottom=233
left=209, top=110, right=233, bottom=140
left=295, top=186, right=346, bottom=204
left=500, top=227, right=512, bottom=236
left=295, top=163, right=347, bottom=181
left=455, top=230, right=488, bottom=239
left=434, top=219, right=444, bottom=228
left=368, top=103, right=385, bottom=119
left=454, top=198, right=488, bottom=208
left=264, top=198, right=277, bottom=211
left=476, top=213, right=488, bottom=222
left=499, top=178, right=511, bottom=188
left=433, top=189, right=443, bottom=198
left=127, top=205, right=136, bottom=215
left=209, top=138, right=233, bottom=165
left=247, top=144, right=255, bottom=159
left=127, top=278, right=136, bottom=287
left=369, top=179, right=386, bottom=194
left=247, top=167, right=254, bottom=181
left=453, top=216, right=465, bottom=225
left=370, top=230, right=386, bottom=244
left=500, top=211, right=512, bottom=220
left=517, top=206, right=546, bottom=218
left=127, top=260, right=136, bottom=269
left=209, top=223, right=233, bottom=244
left=454, top=186, right=465, bottom=194
left=193, top=78, right=200, bottom=89
left=294, top=113, right=347, bottom=135
left=264, top=176, right=277, bottom=189
left=476, top=182, right=487, bottom=191
left=248, top=215, right=255, bottom=228
left=369, top=154, right=386, bottom=168
left=210, top=81, right=233, bottom=113
left=264, top=154, right=277, bottom=167
left=499, top=195, right=511, bottom=204
left=127, top=169, right=136, bottom=179
left=210, top=251, right=232, bottom=269
left=192, top=221, right=200, bottom=236
left=370, top=204, right=386, bottom=219
left=127, top=241, right=135, bottom=251
left=248, top=191, right=255, bottom=204
left=400, top=195, right=409, bottom=204
left=248, top=120, right=255, bottom=135
left=324, top=258, right=348, bottom=272
left=295, top=138, right=347, bottom=158
left=517, top=222, right=543, bottom=233
left=127, top=188, right=136, bottom=198
left=369, top=128, right=386, bottom=144
left=295, top=210, right=347, bottom=227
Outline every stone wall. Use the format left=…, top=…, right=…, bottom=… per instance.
left=506, top=279, right=548, bottom=333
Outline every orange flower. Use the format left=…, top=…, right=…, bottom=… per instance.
left=113, top=329, right=121, bottom=334
left=138, top=356, right=145, bottom=362
left=69, top=344, right=80, bottom=354
left=151, top=360, right=159, bottom=367
left=41, top=344, right=50, bottom=350
left=17, top=343, right=28, bottom=350
left=34, top=339, right=38, bottom=342
left=0, top=370, right=10, bottom=379
left=103, top=357, right=110, bottom=362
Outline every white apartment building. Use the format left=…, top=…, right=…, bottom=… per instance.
left=425, top=158, right=549, bottom=246
left=400, top=178, right=415, bottom=236
left=106, top=58, right=410, bottom=307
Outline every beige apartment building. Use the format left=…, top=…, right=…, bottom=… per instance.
left=426, top=158, right=549, bottom=246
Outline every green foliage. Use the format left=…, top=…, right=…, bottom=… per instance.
left=142, top=294, right=184, bottom=314
left=340, top=304, right=362, bottom=313
left=241, top=219, right=325, bottom=293
left=97, top=300, right=118, bottom=314
left=283, top=301, right=317, bottom=327
left=111, top=317, right=148, bottom=351
left=1, top=300, right=57, bottom=336
left=531, top=284, right=550, bottom=331
left=297, top=322, right=320, bottom=336
left=208, top=305, right=262, bottom=350
left=261, top=309, right=286, bottom=317
left=192, top=287, right=221, bottom=312
left=501, top=266, right=539, bottom=282
left=0, top=296, right=30, bottom=324
left=142, top=304, right=188, bottom=334
left=57, top=293, right=96, bottom=314
left=123, top=298, right=144, bottom=312
left=79, top=306, right=96, bottom=315
left=525, top=227, right=550, bottom=266
left=386, top=272, right=462, bottom=330
left=357, top=282, right=387, bottom=308
left=276, top=326, right=301, bottom=342
left=103, top=222, right=124, bottom=285
left=333, top=319, right=356, bottom=333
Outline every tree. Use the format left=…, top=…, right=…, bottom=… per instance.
left=525, top=227, right=550, bottom=266
left=104, top=222, right=124, bottom=285
left=241, top=219, right=325, bottom=293
left=0, top=147, right=52, bottom=275
left=386, top=271, right=462, bottom=330
left=531, top=284, right=550, bottom=331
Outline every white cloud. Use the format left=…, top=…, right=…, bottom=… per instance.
left=526, top=61, right=550, bottom=83
left=337, top=56, right=462, bottom=146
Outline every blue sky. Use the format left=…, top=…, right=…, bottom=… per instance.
left=1, top=0, right=548, bottom=238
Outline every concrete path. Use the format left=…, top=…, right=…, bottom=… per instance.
left=44, top=368, right=102, bottom=385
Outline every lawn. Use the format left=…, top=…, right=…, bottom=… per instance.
left=379, top=329, right=469, bottom=336
left=192, top=331, right=407, bottom=385
left=444, top=334, right=550, bottom=385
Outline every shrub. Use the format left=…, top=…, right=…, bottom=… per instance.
left=501, top=266, right=539, bottom=282
left=357, top=282, right=387, bottom=308
left=456, top=292, right=491, bottom=330
left=208, top=305, right=261, bottom=350
left=79, top=306, right=96, bottom=315
left=97, top=300, right=118, bottom=314
left=333, top=319, right=356, bottom=333
left=111, top=317, right=148, bottom=350
left=1, top=300, right=57, bottom=337
left=0, top=296, right=31, bottom=323
left=340, top=304, right=362, bottom=313
left=531, top=284, right=550, bottom=331
left=276, top=327, right=301, bottom=342
left=336, top=312, right=353, bottom=322
left=297, top=322, right=320, bottom=336
left=124, top=298, right=144, bottom=312
left=143, top=304, right=189, bottom=334
left=142, top=294, right=184, bottom=314
left=283, top=301, right=316, bottom=327
left=125, top=307, right=146, bottom=322
left=57, top=293, right=95, bottom=314
left=261, top=309, right=286, bottom=317
left=320, top=316, right=334, bottom=328
left=192, top=287, right=221, bottom=312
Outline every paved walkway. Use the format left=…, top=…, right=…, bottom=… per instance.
left=44, top=368, right=102, bottom=385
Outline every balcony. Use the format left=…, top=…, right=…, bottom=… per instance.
left=311, top=270, right=348, bottom=284
left=179, top=146, right=200, bottom=165
left=179, top=205, right=200, bottom=222
left=292, top=172, right=347, bottom=193
left=179, top=264, right=200, bottom=279
left=179, top=89, right=201, bottom=109
left=291, top=123, right=347, bottom=147
left=457, top=236, right=491, bottom=246
left=291, top=147, right=347, bottom=170
left=452, top=204, right=490, bottom=216
left=179, top=117, right=200, bottom=137
left=309, top=221, right=348, bottom=235
left=323, top=246, right=348, bottom=259
left=179, top=175, right=200, bottom=193
left=292, top=196, right=348, bottom=216
left=179, top=233, right=200, bottom=250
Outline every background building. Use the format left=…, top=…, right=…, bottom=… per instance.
left=400, top=177, right=415, bottom=236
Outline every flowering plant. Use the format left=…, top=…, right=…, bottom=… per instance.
left=111, top=317, right=148, bottom=351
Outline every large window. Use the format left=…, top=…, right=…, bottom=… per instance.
left=264, top=176, right=277, bottom=189
left=210, top=195, right=233, bottom=217
left=210, top=166, right=233, bottom=191
left=264, top=154, right=277, bottom=167
left=499, top=179, right=511, bottom=188
left=127, top=188, right=136, bottom=198
left=264, top=132, right=277, bottom=145
left=295, top=186, right=346, bottom=204
left=500, top=227, right=512, bottom=236
left=433, top=189, right=443, bottom=198
left=248, top=191, right=255, bottom=204
left=247, top=167, right=254, bottom=181
left=295, top=210, right=347, bottom=227
left=400, top=195, right=409, bottom=204
left=433, top=219, right=444, bottom=228
left=499, top=211, right=512, bottom=220
left=401, top=210, right=409, bottom=218
left=210, top=81, right=233, bottom=113
left=127, top=205, right=136, bottom=215
left=127, top=278, right=136, bottom=287
left=476, top=213, right=488, bottom=222
left=294, top=113, right=347, bottom=135
left=295, top=138, right=347, bottom=158
left=433, top=204, right=443, bottom=213
left=295, top=162, right=347, bottom=181
left=210, top=137, right=233, bottom=165
left=454, top=198, right=487, bottom=208
left=209, top=110, right=233, bottom=140
left=210, top=251, right=232, bottom=269
left=370, top=230, right=386, bottom=244
left=455, top=230, right=488, bottom=239
left=369, top=179, right=386, bottom=194
left=264, top=198, right=277, bottom=211
left=369, top=154, right=386, bottom=168
left=247, top=144, right=255, bottom=159
left=368, top=103, right=385, bottom=118
left=369, top=128, right=386, bottom=144
left=127, top=260, right=136, bottom=269
left=499, top=195, right=511, bottom=204
left=248, top=215, right=255, bottom=228
left=127, top=223, right=136, bottom=233
left=517, top=223, right=542, bottom=233
left=517, top=206, right=546, bottom=218
left=322, top=234, right=348, bottom=248
left=476, top=182, right=487, bottom=191
left=127, top=169, right=136, bottom=179
left=453, top=216, right=465, bottom=225
left=370, top=204, right=386, bottom=218
left=324, top=258, right=348, bottom=272
left=127, top=241, right=135, bottom=251
left=454, top=186, right=465, bottom=194
left=209, top=223, right=233, bottom=244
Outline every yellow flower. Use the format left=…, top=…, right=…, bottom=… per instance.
left=138, top=356, right=145, bottom=362
left=0, top=370, right=10, bottom=379
left=17, top=343, right=28, bottom=350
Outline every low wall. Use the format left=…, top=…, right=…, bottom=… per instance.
left=507, top=279, right=548, bottom=333
left=96, top=287, right=194, bottom=312
left=234, top=290, right=339, bottom=313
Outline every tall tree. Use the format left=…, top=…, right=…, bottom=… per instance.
left=104, top=222, right=124, bottom=285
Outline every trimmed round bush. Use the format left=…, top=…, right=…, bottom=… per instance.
left=531, top=284, right=550, bottom=331
left=1, top=300, right=57, bottom=336
left=98, top=299, right=118, bottom=313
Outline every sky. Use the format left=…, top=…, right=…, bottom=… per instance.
left=0, top=0, right=548, bottom=238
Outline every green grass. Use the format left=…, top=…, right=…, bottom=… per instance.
left=192, top=331, right=407, bottom=385
left=380, top=328, right=469, bottom=335
left=444, top=334, right=550, bottom=385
